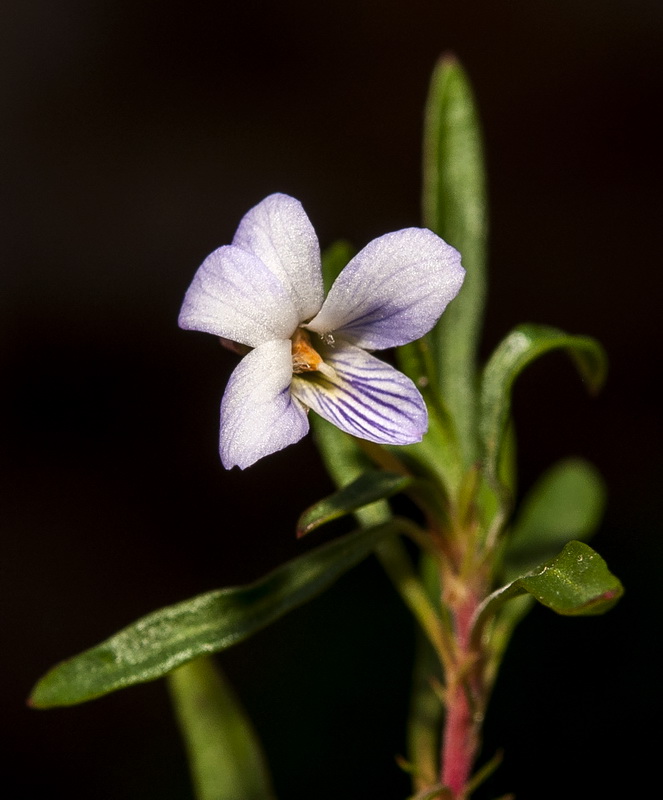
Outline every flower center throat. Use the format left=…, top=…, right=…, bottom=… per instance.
left=291, top=328, right=335, bottom=379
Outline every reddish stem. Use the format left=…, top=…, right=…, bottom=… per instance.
left=440, top=591, right=483, bottom=798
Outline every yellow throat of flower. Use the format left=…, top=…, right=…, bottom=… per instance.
left=291, top=328, right=336, bottom=379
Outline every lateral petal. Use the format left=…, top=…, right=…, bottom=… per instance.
left=306, top=228, right=464, bottom=350
left=219, top=339, right=309, bottom=469
left=291, top=343, right=427, bottom=445
left=178, top=244, right=300, bottom=347
left=233, top=193, right=324, bottom=323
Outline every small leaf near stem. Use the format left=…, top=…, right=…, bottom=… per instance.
left=469, top=541, right=624, bottom=656
left=502, top=457, right=606, bottom=583
left=296, top=470, right=414, bottom=538
left=463, top=749, right=504, bottom=796
left=479, top=323, right=607, bottom=546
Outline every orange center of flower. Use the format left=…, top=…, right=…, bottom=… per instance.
left=291, top=328, right=335, bottom=378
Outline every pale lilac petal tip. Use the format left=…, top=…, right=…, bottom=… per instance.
left=291, top=343, right=427, bottom=445
left=178, top=244, right=299, bottom=348
left=306, top=228, right=464, bottom=350
left=232, top=193, right=324, bottom=323
left=219, top=340, right=309, bottom=469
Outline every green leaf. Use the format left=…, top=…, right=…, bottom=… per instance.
left=297, top=470, right=413, bottom=537
left=397, top=336, right=437, bottom=391
left=310, top=414, right=369, bottom=486
left=480, top=323, right=607, bottom=486
left=310, top=424, right=448, bottom=664
left=422, top=55, right=488, bottom=466
left=503, top=458, right=606, bottom=582
left=475, top=541, right=622, bottom=633
left=168, top=657, right=275, bottom=800
left=391, top=365, right=465, bottom=498
left=29, top=523, right=397, bottom=708
left=310, top=415, right=392, bottom=527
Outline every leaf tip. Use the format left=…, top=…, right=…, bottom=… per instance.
left=437, top=51, right=458, bottom=68
left=26, top=682, right=49, bottom=710
left=295, top=507, right=316, bottom=538
left=594, top=584, right=624, bottom=610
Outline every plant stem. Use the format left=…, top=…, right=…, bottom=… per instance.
left=439, top=583, right=485, bottom=798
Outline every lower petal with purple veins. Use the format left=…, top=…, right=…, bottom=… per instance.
left=291, top=342, right=428, bottom=445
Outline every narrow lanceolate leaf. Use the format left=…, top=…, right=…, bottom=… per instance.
left=480, top=324, right=607, bottom=486
left=29, top=523, right=397, bottom=708
left=297, top=470, right=413, bottom=537
left=474, top=541, right=623, bottom=639
left=168, top=657, right=275, bottom=800
left=422, top=55, right=488, bottom=466
left=503, top=458, right=606, bottom=583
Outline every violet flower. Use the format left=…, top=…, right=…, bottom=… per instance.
left=179, top=193, right=464, bottom=469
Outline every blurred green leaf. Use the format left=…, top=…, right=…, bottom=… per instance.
left=321, top=239, right=354, bottom=294
left=310, top=415, right=392, bottom=528
left=391, top=384, right=465, bottom=499
left=168, top=656, right=275, bottom=800
left=297, top=470, right=413, bottom=537
left=480, top=324, right=607, bottom=487
left=397, top=335, right=437, bottom=392
left=406, top=786, right=453, bottom=800
left=422, top=55, right=488, bottom=466
left=476, top=541, right=622, bottom=630
left=30, top=523, right=397, bottom=708
left=311, top=414, right=369, bottom=486
left=503, top=458, right=606, bottom=582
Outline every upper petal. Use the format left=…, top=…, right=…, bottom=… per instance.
left=232, top=193, right=324, bottom=323
left=306, top=228, right=464, bottom=350
left=219, top=339, right=309, bottom=469
left=178, top=244, right=300, bottom=347
left=291, top=343, right=427, bottom=445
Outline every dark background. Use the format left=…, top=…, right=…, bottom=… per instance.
left=2, top=1, right=661, bottom=797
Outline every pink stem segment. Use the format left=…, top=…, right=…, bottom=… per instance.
left=440, top=591, right=483, bottom=797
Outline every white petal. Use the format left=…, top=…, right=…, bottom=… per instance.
left=306, top=228, right=464, bottom=350
left=232, top=193, right=324, bottom=322
left=291, top=343, right=427, bottom=445
left=178, top=244, right=300, bottom=347
left=219, top=339, right=309, bottom=469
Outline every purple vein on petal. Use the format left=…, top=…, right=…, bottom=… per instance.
left=291, top=343, right=427, bottom=444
